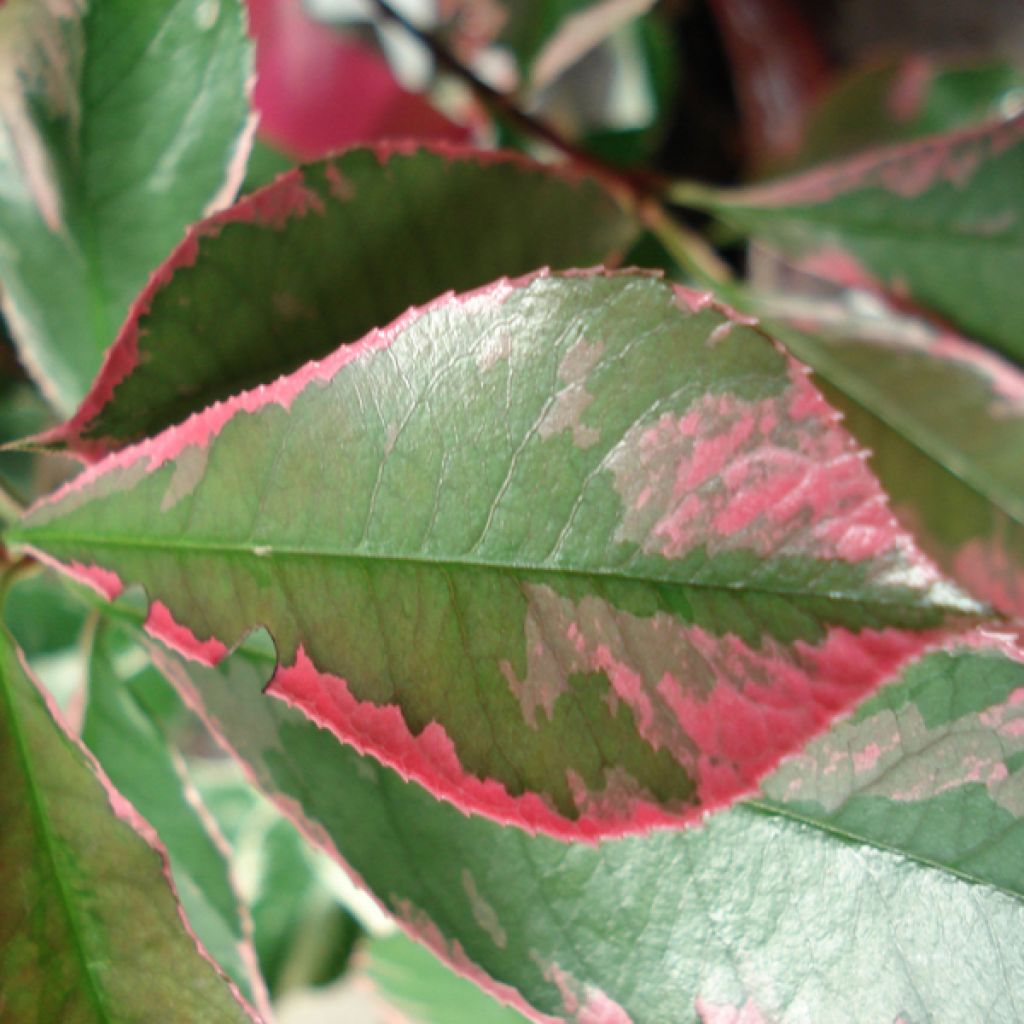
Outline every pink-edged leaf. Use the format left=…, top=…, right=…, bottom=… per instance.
left=708, top=0, right=829, bottom=167
left=79, top=614, right=272, bottom=1015
left=41, top=144, right=638, bottom=458
left=135, top=612, right=1024, bottom=1023
left=683, top=115, right=1024, bottom=364
left=247, top=0, right=469, bottom=160
left=0, top=624, right=258, bottom=1022
left=9, top=270, right=981, bottom=839
left=774, top=311, right=1024, bottom=619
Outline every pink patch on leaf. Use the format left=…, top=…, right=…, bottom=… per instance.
left=696, top=996, right=769, bottom=1024
left=533, top=958, right=633, bottom=1024
left=268, top=646, right=629, bottom=839
left=655, top=623, right=942, bottom=806
left=609, top=357, right=931, bottom=581
left=887, top=56, right=934, bottom=123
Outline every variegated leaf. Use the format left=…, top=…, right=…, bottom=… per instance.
left=10, top=271, right=978, bottom=837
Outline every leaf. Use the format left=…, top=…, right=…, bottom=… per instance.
left=0, top=622, right=256, bottom=1022
left=757, top=630, right=1024, bottom=902
left=81, top=618, right=270, bottom=1014
left=778, top=55, right=1024, bottom=173
left=367, top=932, right=530, bottom=1024
left=45, top=146, right=640, bottom=457
left=145, top=623, right=1024, bottom=1023
left=10, top=271, right=980, bottom=837
left=0, top=0, right=253, bottom=412
left=770, top=313, right=1024, bottom=617
left=681, top=115, right=1024, bottom=364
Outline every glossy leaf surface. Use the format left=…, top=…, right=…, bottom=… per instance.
left=772, top=315, right=1024, bottom=616
left=0, top=624, right=255, bottom=1023
left=12, top=272, right=977, bottom=837
left=690, top=116, right=1024, bottom=363
left=146, top=623, right=1024, bottom=1023
left=82, top=619, right=268, bottom=1012
left=48, top=146, right=639, bottom=455
left=0, top=0, right=253, bottom=411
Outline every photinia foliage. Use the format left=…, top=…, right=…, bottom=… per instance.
left=1, top=0, right=1022, bottom=1021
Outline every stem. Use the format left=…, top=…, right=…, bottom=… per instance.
left=640, top=201, right=734, bottom=287
left=369, top=0, right=666, bottom=199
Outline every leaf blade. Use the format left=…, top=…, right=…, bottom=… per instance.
left=689, top=115, right=1024, bottom=363
left=12, top=271, right=979, bottom=836
left=143, top=623, right=1024, bottom=1023
left=48, top=145, right=640, bottom=455
left=0, top=623, right=256, bottom=1022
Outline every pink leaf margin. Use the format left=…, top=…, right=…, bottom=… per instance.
left=18, top=268, right=980, bottom=839
left=39, top=142, right=632, bottom=462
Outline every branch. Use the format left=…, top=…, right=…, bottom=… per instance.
left=369, top=0, right=666, bottom=200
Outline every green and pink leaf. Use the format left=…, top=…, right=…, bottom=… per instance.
left=684, top=115, right=1024, bottom=363
left=40, top=145, right=639, bottom=457
left=11, top=271, right=980, bottom=837
left=0, top=625, right=257, bottom=1022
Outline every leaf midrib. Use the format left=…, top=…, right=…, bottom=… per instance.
left=17, top=528, right=976, bottom=615
left=743, top=797, right=1024, bottom=905
left=0, top=641, right=110, bottom=1021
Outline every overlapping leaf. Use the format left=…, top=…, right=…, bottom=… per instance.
left=771, top=313, right=1024, bottom=617
left=141, top=622, right=1024, bottom=1023
left=680, top=115, right=1024, bottom=363
left=10, top=271, right=979, bottom=836
left=0, top=623, right=255, bottom=1022
left=81, top=618, right=269, bottom=1013
left=0, top=0, right=253, bottom=411
left=45, top=146, right=639, bottom=456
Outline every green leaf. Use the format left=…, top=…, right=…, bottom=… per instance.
left=366, top=932, right=529, bottom=1024
left=47, top=146, right=640, bottom=456
left=771, top=314, right=1024, bottom=617
left=0, top=622, right=255, bottom=1022
left=143, top=623, right=1024, bottom=1023
left=779, top=56, right=1024, bottom=173
left=0, top=0, right=253, bottom=412
left=11, top=271, right=978, bottom=837
left=681, top=115, right=1024, bottom=364
left=81, top=619, right=269, bottom=1013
